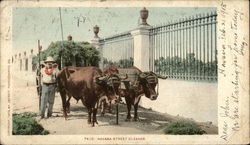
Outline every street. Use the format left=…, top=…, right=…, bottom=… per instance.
left=12, top=74, right=217, bottom=135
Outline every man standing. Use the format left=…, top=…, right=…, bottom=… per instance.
left=40, top=56, right=58, bottom=119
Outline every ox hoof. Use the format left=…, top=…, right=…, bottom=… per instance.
left=125, top=118, right=131, bottom=122
left=133, top=118, right=139, bottom=122
left=91, top=121, right=98, bottom=127
left=87, top=120, right=92, bottom=124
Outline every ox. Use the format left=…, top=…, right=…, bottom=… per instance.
left=57, top=66, right=121, bottom=126
left=103, top=66, right=167, bottom=121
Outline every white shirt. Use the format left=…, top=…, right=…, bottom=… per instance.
left=41, top=67, right=59, bottom=84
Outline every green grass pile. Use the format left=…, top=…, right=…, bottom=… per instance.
left=13, top=112, right=49, bottom=135
left=163, top=121, right=206, bottom=135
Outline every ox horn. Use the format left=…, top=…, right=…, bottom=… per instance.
left=139, top=72, right=149, bottom=78
left=155, top=73, right=168, bottom=79
left=96, top=74, right=109, bottom=81
left=148, top=71, right=168, bottom=79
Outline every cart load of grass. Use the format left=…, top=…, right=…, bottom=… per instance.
left=13, top=112, right=49, bottom=135
left=163, top=120, right=206, bottom=135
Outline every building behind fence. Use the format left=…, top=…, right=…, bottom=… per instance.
left=96, top=9, right=217, bottom=81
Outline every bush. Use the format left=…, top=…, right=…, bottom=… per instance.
left=163, top=121, right=206, bottom=135
left=13, top=112, right=49, bottom=135
left=103, top=57, right=134, bottom=68
left=154, top=54, right=217, bottom=76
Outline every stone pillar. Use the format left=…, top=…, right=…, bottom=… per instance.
left=23, top=51, right=27, bottom=71
left=131, top=7, right=152, bottom=72
left=67, top=35, right=76, bottom=66
left=18, top=53, right=22, bottom=71
left=91, top=25, right=103, bottom=69
left=91, top=37, right=102, bottom=68
left=28, top=54, right=35, bottom=72
left=13, top=54, right=18, bottom=72
left=29, top=49, right=35, bottom=72
left=131, top=25, right=152, bottom=71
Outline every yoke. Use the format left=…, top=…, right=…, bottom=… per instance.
left=117, top=69, right=140, bottom=90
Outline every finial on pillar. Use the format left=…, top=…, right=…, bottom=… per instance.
left=140, top=7, right=149, bottom=26
left=67, top=35, right=72, bottom=41
left=93, top=25, right=99, bottom=38
left=39, top=45, right=42, bottom=51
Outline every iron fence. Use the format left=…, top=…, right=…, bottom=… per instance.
left=149, top=12, right=217, bottom=81
left=100, top=31, right=134, bottom=68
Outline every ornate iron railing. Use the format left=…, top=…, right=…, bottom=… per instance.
left=100, top=31, right=134, bottom=68
left=149, top=12, right=217, bottom=81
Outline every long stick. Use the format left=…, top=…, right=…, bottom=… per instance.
left=116, top=103, right=119, bottom=125
left=38, top=40, right=41, bottom=111
left=59, top=7, right=64, bottom=68
left=59, top=8, right=64, bottom=41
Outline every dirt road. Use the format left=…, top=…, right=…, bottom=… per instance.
left=12, top=74, right=217, bottom=135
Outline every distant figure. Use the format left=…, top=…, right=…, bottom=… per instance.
left=40, top=56, right=59, bottom=119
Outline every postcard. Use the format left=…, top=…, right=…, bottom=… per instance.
left=0, top=0, right=249, bottom=144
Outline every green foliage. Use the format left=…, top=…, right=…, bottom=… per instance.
left=154, top=53, right=217, bottom=76
left=77, top=42, right=100, bottom=67
left=32, top=41, right=100, bottom=69
left=103, top=57, right=134, bottom=68
left=163, top=121, right=206, bottom=135
left=12, top=112, right=49, bottom=135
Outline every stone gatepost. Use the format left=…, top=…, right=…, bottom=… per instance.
left=13, top=54, right=18, bottom=72
left=91, top=25, right=103, bottom=69
left=18, top=53, right=22, bottom=71
left=131, top=7, right=152, bottom=72
left=67, top=35, right=76, bottom=66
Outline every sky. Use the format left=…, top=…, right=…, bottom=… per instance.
left=12, top=7, right=216, bottom=53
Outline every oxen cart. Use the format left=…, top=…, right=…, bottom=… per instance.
left=57, top=66, right=125, bottom=126
left=103, top=66, right=167, bottom=121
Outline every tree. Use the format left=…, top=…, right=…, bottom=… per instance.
left=32, top=41, right=100, bottom=69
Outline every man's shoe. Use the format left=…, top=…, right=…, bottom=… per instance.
left=47, top=113, right=52, bottom=118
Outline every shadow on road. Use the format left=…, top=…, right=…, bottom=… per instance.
left=55, top=102, right=218, bottom=134
left=60, top=102, right=174, bottom=133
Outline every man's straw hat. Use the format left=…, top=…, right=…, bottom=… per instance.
left=44, top=56, right=55, bottom=63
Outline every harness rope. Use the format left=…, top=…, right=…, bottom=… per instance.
left=109, top=75, right=120, bottom=125
left=109, top=75, right=122, bottom=102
